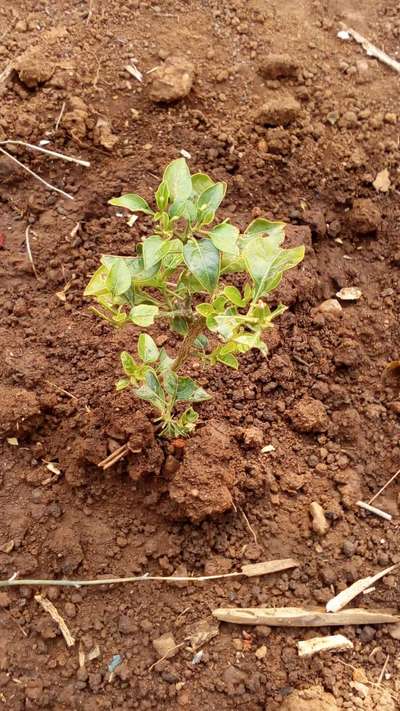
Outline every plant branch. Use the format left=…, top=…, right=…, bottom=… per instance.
left=172, top=317, right=204, bottom=372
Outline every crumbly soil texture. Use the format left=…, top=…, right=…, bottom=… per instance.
left=1, top=0, right=400, bottom=709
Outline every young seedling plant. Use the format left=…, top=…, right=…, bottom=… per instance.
left=85, top=158, right=304, bottom=440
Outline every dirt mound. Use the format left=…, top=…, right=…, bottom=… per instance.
left=168, top=420, right=240, bottom=521
left=0, top=385, right=41, bottom=437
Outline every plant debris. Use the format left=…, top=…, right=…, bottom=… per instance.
left=34, top=594, right=75, bottom=647
left=326, top=564, right=399, bottom=613
left=297, top=634, right=353, bottom=657
left=212, top=606, right=400, bottom=626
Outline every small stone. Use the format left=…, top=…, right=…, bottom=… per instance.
left=289, top=397, right=329, bottom=433
left=149, top=56, right=194, bottom=103
left=255, top=644, right=267, bottom=659
left=152, top=632, right=177, bottom=659
left=358, top=626, right=375, bottom=643
left=259, top=54, right=298, bottom=79
left=255, top=96, right=301, bottom=127
left=309, top=501, right=330, bottom=536
left=255, top=625, right=272, bottom=638
left=16, top=53, right=54, bottom=88
left=317, top=299, right=342, bottom=317
left=384, top=112, right=397, bottom=125
left=118, top=614, right=137, bottom=635
left=242, top=426, right=264, bottom=449
left=0, top=592, right=11, bottom=608
left=388, top=622, right=400, bottom=640
left=348, top=198, right=381, bottom=235
left=64, top=602, right=76, bottom=618
left=352, top=668, right=369, bottom=684
left=342, top=539, right=356, bottom=557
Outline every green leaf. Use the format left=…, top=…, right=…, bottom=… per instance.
left=220, top=252, right=246, bottom=274
left=223, top=285, right=245, bottom=306
left=163, top=158, right=192, bottom=202
left=159, top=348, right=174, bottom=373
left=116, top=378, right=130, bottom=391
left=129, top=304, right=159, bottom=326
left=243, top=237, right=304, bottom=301
left=191, top=172, right=214, bottom=196
left=138, top=334, right=159, bottom=363
left=208, top=222, right=239, bottom=254
left=194, top=334, right=208, bottom=350
left=109, top=193, right=153, bottom=215
left=196, top=303, right=214, bottom=317
left=105, top=258, right=132, bottom=296
left=163, top=370, right=178, bottom=399
left=169, top=199, right=188, bottom=219
left=171, top=315, right=189, bottom=336
left=244, top=217, right=285, bottom=242
left=120, top=351, right=137, bottom=376
left=183, top=238, right=220, bottom=293
left=84, top=265, right=108, bottom=297
left=218, top=352, right=239, bottom=369
left=142, top=235, right=170, bottom=270
left=197, top=182, right=226, bottom=224
left=155, top=181, right=170, bottom=210
left=135, top=371, right=166, bottom=413
left=176, top=376, right=211, bottom=402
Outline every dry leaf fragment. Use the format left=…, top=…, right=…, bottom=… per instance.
left=186, top=618, right=220, bottom=651
left=326, top=564, right=398, bottom=613
left=7, top=437, right=18, bottom=446
left=297, top=634, right=353, bottom=657
left=373, top=168, right=390, bottom=193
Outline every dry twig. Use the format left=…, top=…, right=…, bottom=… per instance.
left=25, top=226, right=39, bottom=279
left=35, top=594, right=75, bottom=647
left=339, top=24, right=400, bottom=74
left=0, top=140, right=90, bottom=167
left=357, top=500, right=392, bottom=521
left=369, top=467, right=400, bottom=504
left=326, top=564, right=399, bottom=613
left=55, top=102, right=66, bottom=131
left=0, top=559, right=299, bottom=589
left=0, top=146, right=73, bottom=199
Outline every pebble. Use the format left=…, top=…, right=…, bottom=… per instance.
left=309, top=501, right=330, bottom=536
left=149, top=56, right=194, bottom=103
left=152, top=632, right=178, bottom=659
left=255, top=645, right=267, bottom=659
left=317, top=299, right=342, bottom=317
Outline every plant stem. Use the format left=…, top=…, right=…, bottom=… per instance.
left=172, top=317, right=204, bottom=372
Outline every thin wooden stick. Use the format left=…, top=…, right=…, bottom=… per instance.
left=0, top=146, right=73, bottom=200
left=0, top=560, right=293, bottom=589
left=369, top=467, right=400, bottom=504
left=0, top=140, right=90, bottom=167
left=357, top=501, right=392, bottom=521
left=238, top=506, right=258, bottom=545
left=25, top=226, right=39, bottom=279
left=98, top=444, right=129, bottom=469
left=45, top=380, right=78, bottom=401
left=55, top=102, right=66, bottom=131
left=339, top=24, right=400, bottom=74
left=378, top=654, right=390, bottom=684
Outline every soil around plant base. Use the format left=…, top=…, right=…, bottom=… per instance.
left=0, top=0, right=400, bottom=708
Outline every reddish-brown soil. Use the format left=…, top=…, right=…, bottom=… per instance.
left=1, top=0, right=400, bottom=708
